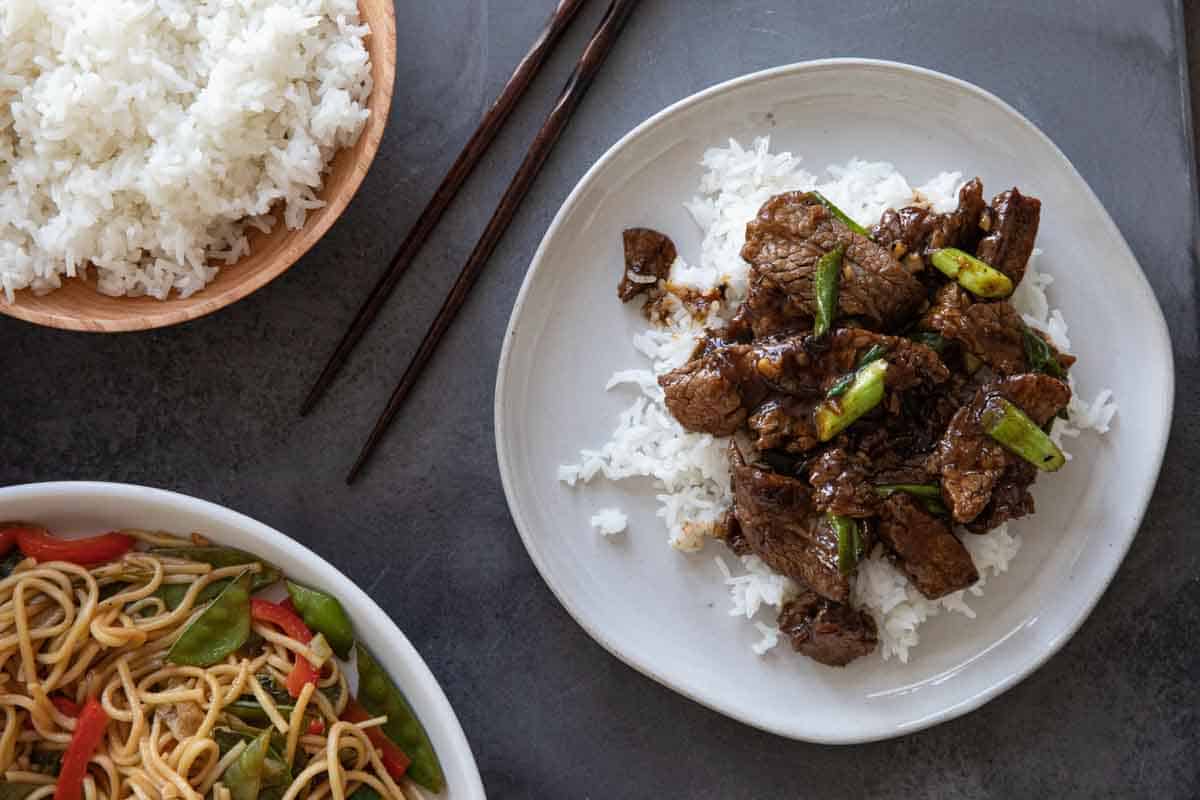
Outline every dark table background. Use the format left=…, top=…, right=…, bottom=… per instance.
left=4, top=1, right=1197, bottom=797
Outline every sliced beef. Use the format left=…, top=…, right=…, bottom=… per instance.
left=658, top=354, right=747, bottom=436
left=731, top=449, right=849, bottom=603
left=922, top=283, right=1074, bottom=376
left=814, top=328, right=951, bottom=397
left=660, top=329, right=948, bottom=441
left=748, top=396, right=820, bottom=454
left=737, top=192, right=926, bottom=335
left=975, top=188, right=1041, bottom=286
left=617, top=228, right=676, bottom=302
left=964, top=460, right=1037, bottom=533
left=877, top=494, right=978, bottom=598
left=807, top=448, right=879, bottom=517
left=729, top=274, right=801, bottom=339
left=930, top=373, right=1070, bottom=524
left=871, top=177, right=986, bottom=263
left=778, top=590, right=877, bottom=667
left=719, top=509, right=752, bottom=557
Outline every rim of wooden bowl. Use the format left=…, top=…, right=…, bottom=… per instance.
left=0, top=0, right=397, bottom=333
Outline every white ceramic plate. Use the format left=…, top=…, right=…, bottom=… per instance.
left=495, top=60, right=1173, bottom=743
left=0, top=482, right=485, bottom=797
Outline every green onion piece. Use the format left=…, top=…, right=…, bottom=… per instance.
left=856, top=343, right=888, bottom=368
left=825, top=373, right=855, bottom=399
left=980, top=397, right=1066, bottom=471
left=930, top=247, right=1014, bottom=298
left=909, top=331, right=947, bottom=354
left=826, top=345, right=888, bottom=401
left=875, top=483, right=949, bottom=515
left=873, top=483, right=942, bottom=500
left=809, top=191, right=872, bottom=237
left=815, top=359, right=888, bottom=441
left=921, top=497, right=950, bottom=516
left=812, top=243, right=845, bottom=338
left=1021, top=324, right=1066, bottom=378
left=831, top=515, right=860, bottom=575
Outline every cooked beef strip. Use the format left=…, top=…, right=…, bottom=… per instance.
left=720, top=508, right=753, bottom=557
left=922, top=283, right=1075, bottom=376
left=729, top=272, right=803, bottom=339
left=964, top=460, right=1037, bottom=533
left=778, top=589, right=878, bottom=667
left=617, top=228, right=677, bottom=302
left=871, top=177, right=986, bottom=263
left=658, top=351, right=751, bottom=436
left=975, top=188, right=1041, bottom=286
left=747, top=396, right=820, bottom=454
left=877, top=494, right=978, bottom=598
left=807, top=447, right=879, bottom=517
left=731, top=447, right=849, bottom=603
left=929, top=373, right=1070, bottom=524
left=818, top=328, right=951, bottom=395
left=660, top=329, right=948, bottom=439
left=737, top=192, right=926, bottom=335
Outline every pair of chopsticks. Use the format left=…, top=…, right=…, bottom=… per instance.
left=302, top=0, right=641, bottom=483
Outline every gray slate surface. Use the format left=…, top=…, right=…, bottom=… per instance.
left=3, top=1, right=1197, bottom=796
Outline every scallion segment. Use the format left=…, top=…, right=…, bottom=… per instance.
left=810, top=191, right=872, bottom=238
left=1021, top=324, right=1066, bottom=378
left=873, top=483, right=942, bottom=500
left=813, top=244, right=845, bottom=338
left=980, top=397, right=1066, bottom=471
left=831, top=515, right=862, bottom=576
left=930, top=247, right=1014, bottom=298
left=815, top=359, right=888, bottom=441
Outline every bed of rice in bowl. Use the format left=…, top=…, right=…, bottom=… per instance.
left=0, top=0, right=372, bottom=301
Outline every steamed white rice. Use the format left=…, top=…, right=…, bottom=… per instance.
left=560, top=137, right=1118, bottom=663
left=0, top=0, right=372, bottom=300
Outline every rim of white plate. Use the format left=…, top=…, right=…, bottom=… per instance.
left=494, top=58, right=1174, bottom=743
left=0, top=481, right=486, bottom=796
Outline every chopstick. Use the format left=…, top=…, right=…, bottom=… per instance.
left=300, top=0, right=590, bottom=417
left=346, top=0, right=642, bottom=483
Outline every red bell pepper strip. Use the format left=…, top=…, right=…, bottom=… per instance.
left=340, top=699, right=411, bottom=779
left=0, top=527, right=17, bottom=557
left=52, top=695, right=82, bottom=718
left=249, top=598, right=319, bottom=697
left=54, top=697, right=108, bottom=800
left=306, top=717, right=325, bottom=736
left=15, top=528, right=134, bottom=566
left=20, top=696, right=81, bottom=732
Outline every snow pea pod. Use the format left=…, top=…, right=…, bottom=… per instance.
left=347, top=789, right=381, bottom=800
left=151, top=547, right=281, bottom=609
left=223, top=730, right=271, bottom=800
left=286, top=581, right=355, bottom=659
left=166, top=569, right=253, bottom=667
left=355, top=643, right=445, bottom=793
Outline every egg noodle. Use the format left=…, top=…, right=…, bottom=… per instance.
left=0, top=530, right=423, bottom=800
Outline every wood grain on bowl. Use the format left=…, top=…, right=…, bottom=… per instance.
left=0, top=0, right=396, bottom=333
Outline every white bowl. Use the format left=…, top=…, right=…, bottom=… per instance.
left=495, top=59, right=1173, bottom=743
left=0, top=481, right=485, bottom=797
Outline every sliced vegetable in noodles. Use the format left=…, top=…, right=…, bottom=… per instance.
left=1, top=524, right=445, bottom=800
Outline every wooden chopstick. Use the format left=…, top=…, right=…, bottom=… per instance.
left=346, top=0, right=642, bottom=483
left=300, top=0, right=590, bottom=417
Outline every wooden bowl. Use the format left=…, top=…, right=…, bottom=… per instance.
left=0, top=0, right=396, bottom=333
